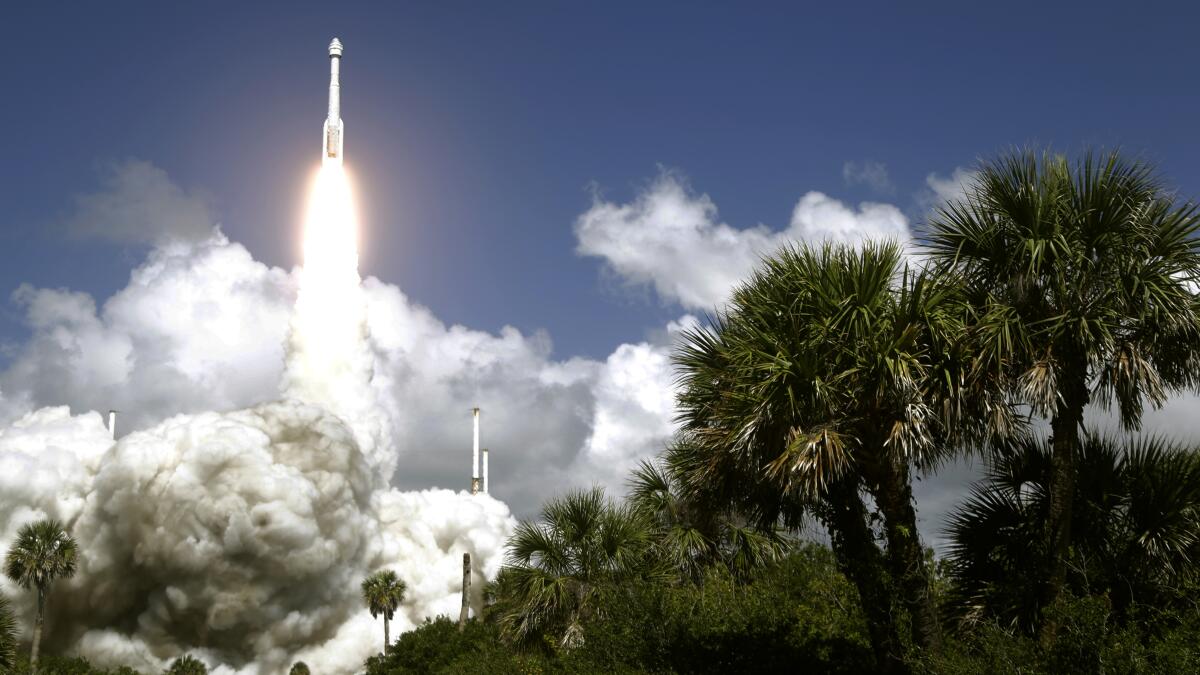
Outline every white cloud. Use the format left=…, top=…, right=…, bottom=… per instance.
left=843, top=160, right=895, bottom=194
left=575, top=170, right=911, bottom=311
left=64, top=160, right=216, bottom=244
left=920, top=167, right=976, bottom=212
left=0, top=232, right=293, bottom=428
left=0, top=229, right=677, bottom=518
left=789, top=191, right=910, bottom=243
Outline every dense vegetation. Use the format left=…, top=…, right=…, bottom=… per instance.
left=3, top=149, right=1199, bottom=674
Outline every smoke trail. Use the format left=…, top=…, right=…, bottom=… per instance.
left=0, top=163, right=515, bottom=674
left=285, top=165, right=393, bottom=479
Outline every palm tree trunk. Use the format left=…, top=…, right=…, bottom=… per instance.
left=874, top=457, right=942, bottom=653
left=383, top=615, right=390, bottom=652
left=31, top=587, right=44, bottom=675
left=824, top=477, right=906, bottom=674
left=1041, top=366, right=1087, bottom=641
left=459, top=553, right=471, bottom=632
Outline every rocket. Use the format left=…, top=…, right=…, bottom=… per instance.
left=323, top=38, right=344, bottom=164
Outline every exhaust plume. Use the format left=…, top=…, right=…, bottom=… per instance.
left=0, top=161, right=515, bottom=674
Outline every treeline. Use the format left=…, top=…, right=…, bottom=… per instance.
left=368, top=149, right=1200, bottom=674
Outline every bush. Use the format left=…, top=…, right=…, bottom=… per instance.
left=5, top=654, right=141, bottom=675
left=369, top=543, right=874, bottom=674
left=288, top=662, right=311, bottom=675
left=573, top=544, right=873, bottom=674
left=917, top=593, right=1200, bottom=674
left=365, top=617, right=553, bottom=674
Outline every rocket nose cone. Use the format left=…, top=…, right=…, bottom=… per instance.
left=329, top=38, right=343, bottom=57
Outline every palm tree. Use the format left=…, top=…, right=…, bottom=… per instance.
left=627, top=457, right=788, bottom=581
left=494, top=487, right=663, bottom=647
left=4, top=519, right=78, bottom=675
left=288, top=662, right=311, bottom=675
left=945, top=434, right=1200, bottom=631
left=672, top=241, right=976, bottom=666
left=361, top=569, right=406, bottom=652
left=0, top=593, right=17, bottom=672
left=165, top=654, right=208, bottom=675
left=924, top=149, right=1200, bottom=624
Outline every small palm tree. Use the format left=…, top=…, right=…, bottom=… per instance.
left=0, top=593, right=17, bottom=672
left=165, top=654, right=208, bottom=675
left=288, top=662, right=311, bottom=675
left=495, top=487, right=663, bottom=647
left=361, top=569, right=407, bottom=652
left=925, top=149, right=1200, bottom=622
left=627, top=457, right=787, bottom=581
left=4, top=519, right=78, bottom=675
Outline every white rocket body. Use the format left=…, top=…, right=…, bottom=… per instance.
left=324, top=38, right=344, bottom=165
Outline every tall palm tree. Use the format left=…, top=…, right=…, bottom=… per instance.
left=673, top=241, right=974, bottom=666
left=361, top=569, right=406, bottom=652
left=4, top=519, right=78, bottom=675
left=494, top=487, right=663, bottom=648
left=627, top=457, right=788, bottom=581
left=924, top=149, right=1200, bottom=624
left=0, top=593, right=16, bottom=672
left=945, top=434, right=1200, bottom=631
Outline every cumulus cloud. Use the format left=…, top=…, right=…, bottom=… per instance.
left=0, top=233, right=292, bottom=428
left=64, top=160, right=215, bottom=244
left=843, top=160, right=895, bottom=194
left=575, top=171, right=911, bottom=311
left=919, top=167, right=977, bottom=212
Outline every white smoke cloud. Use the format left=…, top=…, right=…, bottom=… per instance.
left=575, top=170, right=911, bottom=310
left=0, top=230, right=679, bottom=512
left=0, top=163, right=682, bottom=672
left=0, top=233, right=291, bottom=428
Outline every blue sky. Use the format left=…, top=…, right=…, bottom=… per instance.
left=6, top=1, right=1200, bottom=360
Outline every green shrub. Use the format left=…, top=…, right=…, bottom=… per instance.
left=573, top=545, right=872, bottom=674
left=5, top=654, right=142, bottom=675
left=365, top=617, right=553, bottom=674
left=918, top=593, right=1200, bottom=675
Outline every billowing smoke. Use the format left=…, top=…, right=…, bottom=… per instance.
left=0, top=165, right=518, bottom=673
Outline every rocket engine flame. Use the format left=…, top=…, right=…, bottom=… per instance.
left=284, top=162, right=394, bottom=478
left=290, top=164, right=362, bottom=391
